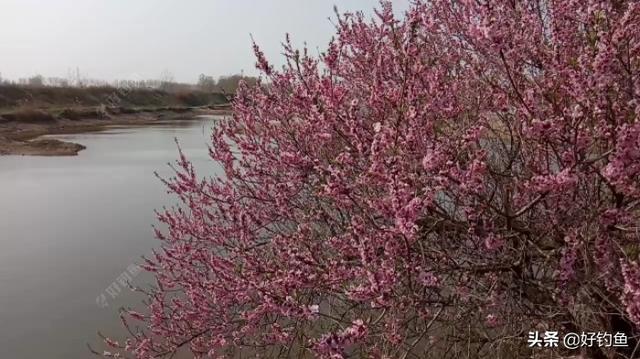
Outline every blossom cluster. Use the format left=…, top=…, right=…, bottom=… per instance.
left=103, top=1, right=640, bottom=358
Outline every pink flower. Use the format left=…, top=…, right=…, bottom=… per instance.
left=483, top=234, right=504, bottom=252
left=485, top=314, right=500, bottom=328
left=621, top=262, right=640, bottom=326
left=418, top=270, right=439, bottom=287
left=112, top=1, right=640, bottom=357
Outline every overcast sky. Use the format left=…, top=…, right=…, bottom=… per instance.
left=0, top=0, right=411, bottom=83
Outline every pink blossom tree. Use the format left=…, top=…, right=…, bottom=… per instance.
left=101, top=1, right=640, bottom=358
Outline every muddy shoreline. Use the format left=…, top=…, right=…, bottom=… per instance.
left=0, top=107, right=230, bottom=156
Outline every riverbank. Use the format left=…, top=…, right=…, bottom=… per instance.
left=0, top=105, right=231, bottom=156
left=0, top=113, right=223, bottom=359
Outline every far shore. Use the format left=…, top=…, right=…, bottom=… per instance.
left=0, top=106, right=231, bottom=156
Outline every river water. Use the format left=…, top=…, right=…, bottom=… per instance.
left=0, top=117, right=223, bottom=358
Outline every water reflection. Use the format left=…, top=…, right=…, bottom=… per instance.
left=0, top=117, right=223, bottom=359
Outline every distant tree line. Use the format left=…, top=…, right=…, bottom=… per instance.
left=0, top=71, right=258, bottom=95
left=197, top=73, right=259, bottom=94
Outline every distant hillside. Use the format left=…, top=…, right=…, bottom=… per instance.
left=0, top=85, right=230, bottom=110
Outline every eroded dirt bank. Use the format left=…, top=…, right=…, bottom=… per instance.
left=0, top=107, right=231, bottom=156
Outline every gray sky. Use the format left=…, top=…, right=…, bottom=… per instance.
left=0, top=0, right=410, bottom=83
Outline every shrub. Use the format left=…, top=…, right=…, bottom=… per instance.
left=118, top=107, right=142, bottom=114
left=3, top=108, right=56, bottom=123
left=59, top=107, right=103, bottom=121
left=106, top=1, right=640, bottom=358
left=175, top=91, right=207, bottom=107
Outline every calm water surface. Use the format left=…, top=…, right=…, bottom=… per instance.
left=0, top=117, right=223, bottom=358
